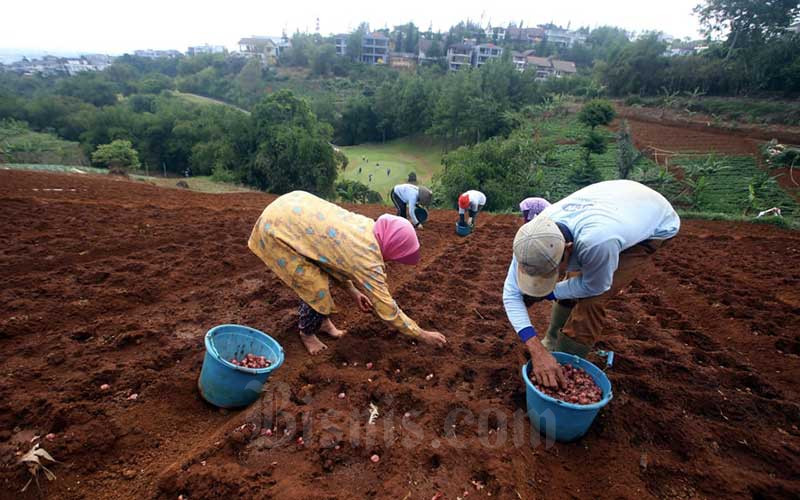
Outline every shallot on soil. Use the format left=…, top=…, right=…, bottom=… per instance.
left=229, top=353, right=271, bottom=369
left=532, top=364, right=603, bottom=405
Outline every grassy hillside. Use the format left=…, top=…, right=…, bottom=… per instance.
left=339, top=136, right=444, bottom=198
left=0, top=120, right=87, bottom=165
left=172, top=91, right=250, bottom=114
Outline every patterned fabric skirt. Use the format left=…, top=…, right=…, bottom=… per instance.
left=298, top=301, right=325, bottom=335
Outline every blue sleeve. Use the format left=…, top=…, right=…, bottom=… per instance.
left=503, top=257, right=537, bottom=341
left=554, top=240, right=620, bottom=299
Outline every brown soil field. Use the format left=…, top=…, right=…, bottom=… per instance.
left=1, top=170, right=799, bottom=499
left=615, top=105, right=800, bottom=146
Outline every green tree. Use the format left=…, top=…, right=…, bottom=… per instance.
left=578, top=99, right=616, bottom=129
left=311, top=44, right=337, bottom=75
left=570, top=130, right=607, bottom=187
left=695, top=0, right=800, bottom=59
left=347, top=23, right=369, bottom=62
left=138, top=74, right=174, bottom=94
left=616, top=120, right=643, bottom=179
left=91, top=139, right=140, bottom=169
left=436, top=124, right=554, bottom=210
left=56, top=72, right=118, bottom=107
left=338, top=95, right=378, bottom=145
left=335, top=179, right=383, bottom=203
left=596, top=33, right=668, bottom=95
left=247, top=90, right=337, bottom=196
left=235, top=59, right=264, bottom=97
left=373, top=81, right=398, bottom=142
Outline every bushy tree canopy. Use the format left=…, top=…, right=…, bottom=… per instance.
left=91, top=139, right=140, bottom=168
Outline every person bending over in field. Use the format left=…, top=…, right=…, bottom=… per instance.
left=390, top=182, right=432, bottom=229
left=249, top=191, right=446, bottom=355
left=503, top=180, right=680, bottom=388
left=519, top=197, right=550, bottom=225
left=457, top=190, right=486, bottom=227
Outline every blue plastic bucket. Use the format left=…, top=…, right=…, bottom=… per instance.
left=415, top=207, right=429, bottom=224
left=455, top=222, right=472, bottom=236
left=198, top=324, right=285, bottom=408
left=521, top=352, right=613, bottom=442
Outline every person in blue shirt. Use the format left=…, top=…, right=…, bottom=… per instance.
left=503, top=180, right=680, bottom=388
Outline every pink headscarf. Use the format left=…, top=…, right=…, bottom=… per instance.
left=373, top=214, right=420, bottom=265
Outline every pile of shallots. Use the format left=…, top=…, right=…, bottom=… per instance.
left=230, top=353, right=271, bottom=369
left=534, top=364, right=602, bottom=405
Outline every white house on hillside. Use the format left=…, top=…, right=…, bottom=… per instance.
left=544, top=28, right=586, bottom=48
left=473, top=43, right=503, bottom=67
left=361, top=32, right=389, bottom=64
left=447, top=43, right=473, bottom=70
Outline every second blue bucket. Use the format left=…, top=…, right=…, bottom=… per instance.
left=198, top=324, right=284, bottom=408
left=521, top=352, right=613, bottom=442
left=415, top=207, right=429, bottom=224
left=455, top=222, right=472, bottom=236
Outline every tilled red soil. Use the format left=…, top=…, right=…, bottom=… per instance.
left=1, top=170, right=799, bottom=499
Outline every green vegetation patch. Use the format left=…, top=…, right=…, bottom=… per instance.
left=672, top=154, right=798, bottom=219
left=0, top=120, right=87, bottom=166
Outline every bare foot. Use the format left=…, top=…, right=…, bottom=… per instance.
left=299, top=332, right=328, bottom=355
left=319, top=318, right=346, bottom=339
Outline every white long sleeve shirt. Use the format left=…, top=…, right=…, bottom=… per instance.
left=458, top=190, right=487, bottom=214
left=503, top=180, right=680, bottom=340
left=393, top=184, right=421, bottom=225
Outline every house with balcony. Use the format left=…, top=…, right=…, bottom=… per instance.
left=526, top=56, right=554, bottom=79
left=523, top=55, right=577, bottom=79
left=544, top=28, right=587, bottom=48
left=334, top=34, right=348, bottom=56
left=187, top=44, right=225, bottom=56
left=511, top=51, right=527, bottom=71
left=506, top=27, right=546, bottom=45
left=362, top=32, right=389, bottom=64
left=133, top=49, right=182, bottom=59
left=551, top=59, right=577, bottom=77
left=447, top=43, right=473, bottom=70
left=238, top=36, right=290, bottom=65
left=473, top=43, right=503, bottom=68
left=485, top=25, right=507, bottom=41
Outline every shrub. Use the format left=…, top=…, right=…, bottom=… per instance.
left=335, top=179, right=383, bottom=204
left=91, top=139, right=140, bottom=169
left=578, top=99, right=616, bottom=129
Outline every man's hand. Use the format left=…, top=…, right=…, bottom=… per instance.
left=525, top=337, right=566, bottom=388
left=418, top=329, right=446, bottom=347
left=417, top=224, right=424, bottom=230
left=347, top=284, right=373, bottom=312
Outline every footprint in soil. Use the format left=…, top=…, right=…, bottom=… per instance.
left=677, top=330, right=720, bottom=350
left=775, top=337, right=800, bottom=355
left=640, top=345, right=679, bottom=362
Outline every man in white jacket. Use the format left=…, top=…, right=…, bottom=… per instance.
left=503, top=180, right=680, bottom=388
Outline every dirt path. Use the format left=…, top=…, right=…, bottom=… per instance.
left=1, top=170, right=798, bottom=499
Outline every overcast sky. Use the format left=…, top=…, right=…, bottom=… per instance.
left=2, top=0, right=705, bottom=54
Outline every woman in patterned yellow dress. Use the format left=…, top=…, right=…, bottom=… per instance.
left=248, top=191, right=447, bottom=355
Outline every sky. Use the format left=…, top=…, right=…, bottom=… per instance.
left=1, top=0, right=705, bottom=55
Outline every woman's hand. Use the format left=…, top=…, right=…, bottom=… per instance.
left=418, top=329, right=447, bottom=347
left=347, top=284, right=373, bottom=312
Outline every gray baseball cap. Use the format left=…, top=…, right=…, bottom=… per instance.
left=512, top=216, right=565, bottom=296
